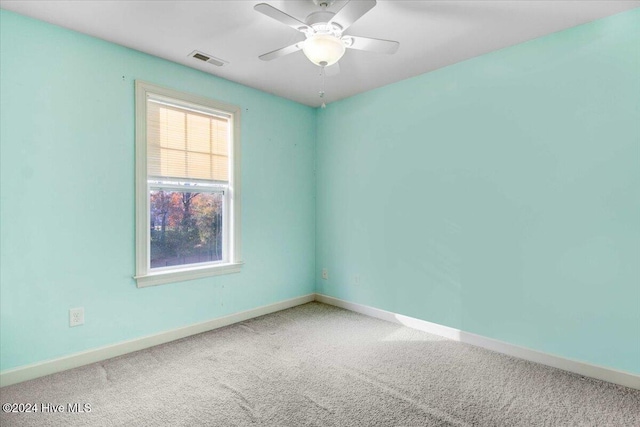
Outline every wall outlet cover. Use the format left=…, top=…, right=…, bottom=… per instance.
left=69, top=307, right=84, bottom=327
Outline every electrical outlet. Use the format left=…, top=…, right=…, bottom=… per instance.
left=322, top=268, right=328, bottom=280
left=354, top=275, right=360, bottom=286
left=69, top=307, right=84, bottom=327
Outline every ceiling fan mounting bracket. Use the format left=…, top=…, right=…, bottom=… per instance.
left=312, top=0, right=336, bottom=8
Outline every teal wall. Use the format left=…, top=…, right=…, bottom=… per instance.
left=0, top=11, right=316, bottom=371
left=316, top=9, right=640, bottom=374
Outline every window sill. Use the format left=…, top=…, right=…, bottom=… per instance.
left=135, top=262, right=243, bottom=288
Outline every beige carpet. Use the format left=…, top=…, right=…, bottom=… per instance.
left=1, top=302, right=639, bottom=426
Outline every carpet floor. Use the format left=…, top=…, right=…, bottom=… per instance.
left=1, top=302, right=639, bottom=426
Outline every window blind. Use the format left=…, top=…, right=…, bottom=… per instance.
left=147, top=98, right=229, bottom=182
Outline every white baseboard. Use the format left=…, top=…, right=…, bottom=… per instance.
left=4, top=293, right=638, bottom=390
left=0, top=293, right=315, bottom=388
left=315, top=293, right=640, bottom=390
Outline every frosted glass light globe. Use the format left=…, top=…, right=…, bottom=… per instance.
left=302, top=34, right=345, bottom=67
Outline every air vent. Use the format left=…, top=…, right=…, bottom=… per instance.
left=189, top=50, right=228, bottom=67
left=193, top=53, right=210, bottom=61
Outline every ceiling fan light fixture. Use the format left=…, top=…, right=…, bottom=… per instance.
left=302, top=34, right=345, bottom=67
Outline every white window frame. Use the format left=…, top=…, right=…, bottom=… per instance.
left=134, top=81, right=242, bottom=288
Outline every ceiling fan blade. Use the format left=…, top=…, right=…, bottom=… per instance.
left=324, top=62, right=340, bottom=77
left=329, top=0, right=376, bottom=31
left=344, top=36, right=399, bottom=54
left=259, top=42, right=304, bottom=61
left=254, top=3, right=311, bottom=33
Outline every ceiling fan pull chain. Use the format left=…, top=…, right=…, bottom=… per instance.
left=319, top=66, right=327, bottom=109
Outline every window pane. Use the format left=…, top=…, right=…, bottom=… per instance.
left=161, top=108, right=186, bottom=150
left=150, top=190, right=224, bottom=269
left=147, top=98, right=230, bottom=182
left=186, top=151, right=212, bottom=180
left=186, top=113, right=211, bottom=153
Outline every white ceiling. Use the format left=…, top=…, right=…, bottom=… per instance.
left=1, top=1, right=638, bottom=107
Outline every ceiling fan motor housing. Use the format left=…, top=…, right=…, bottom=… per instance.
left=305, top=11, right=341, bottom=35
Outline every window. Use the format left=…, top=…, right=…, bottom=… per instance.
left=135, top=81, right=242, bottom=287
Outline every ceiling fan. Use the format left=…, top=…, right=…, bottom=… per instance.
left=254, top=0, right=399, bottom=71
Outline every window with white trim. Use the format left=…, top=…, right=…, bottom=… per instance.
left=135, top=81, right=242, bottom=287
